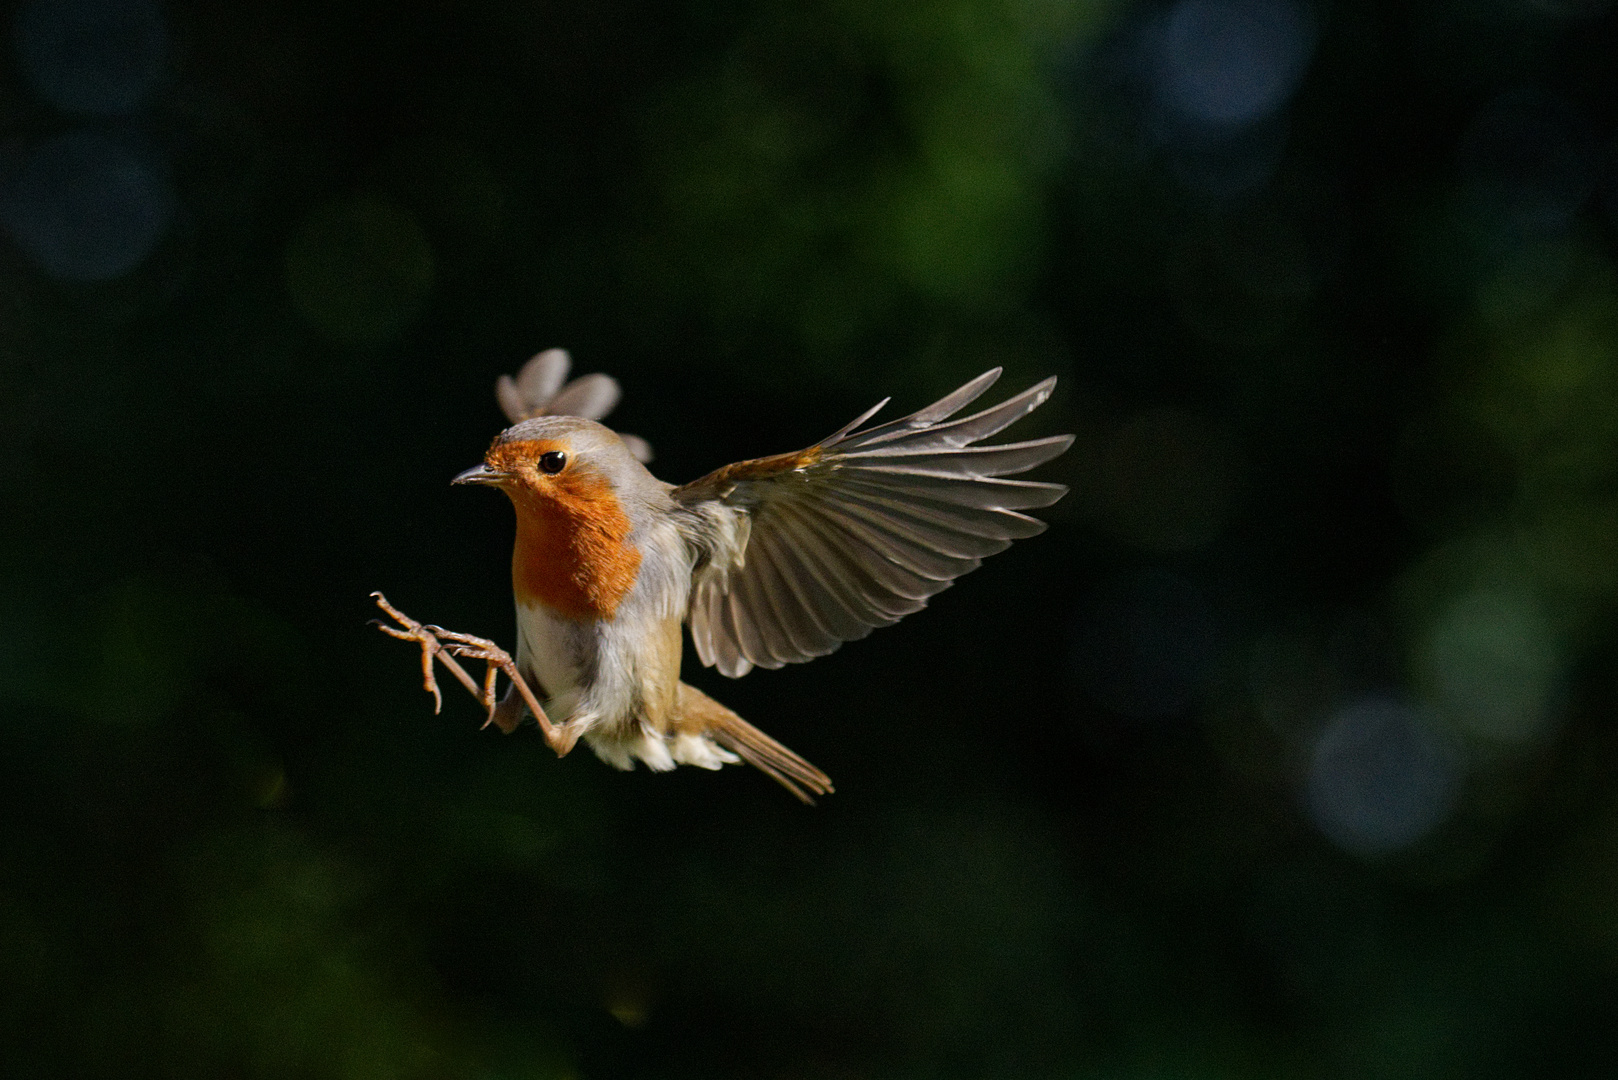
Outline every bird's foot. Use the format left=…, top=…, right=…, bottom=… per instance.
left=370, top=592, right=564, bottom=752
left=371, top=592, right=458, bottom=714
left=426, top=625, right=571, bottom=752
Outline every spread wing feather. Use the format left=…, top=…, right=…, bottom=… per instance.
left=675, top=369, right=1071, bottom=677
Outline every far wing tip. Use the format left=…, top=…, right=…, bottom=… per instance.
left=820, top=396, right=891, bottom=446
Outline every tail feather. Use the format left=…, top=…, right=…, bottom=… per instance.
left=676, top=683, right=833, bottom=804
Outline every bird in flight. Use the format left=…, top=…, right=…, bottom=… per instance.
left=376, top=349, right=1071, bottom=802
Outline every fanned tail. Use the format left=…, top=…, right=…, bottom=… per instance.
left=675, top=683, right=833, bottom=804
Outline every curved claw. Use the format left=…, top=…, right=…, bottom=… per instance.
left=371, top=593, right=451, bottom=713
left=371, top=593, right=560, bottom=749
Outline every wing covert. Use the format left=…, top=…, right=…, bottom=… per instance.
left=674, top=369, right=1071, bottom=677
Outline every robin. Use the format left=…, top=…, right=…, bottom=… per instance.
left=376, top=351, right=1071, bottom=802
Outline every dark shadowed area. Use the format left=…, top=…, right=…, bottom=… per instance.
left=4, top=0, right=1618, bottom=1076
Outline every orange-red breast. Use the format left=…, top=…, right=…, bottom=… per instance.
left=453, top=350, right=1072, bottom=801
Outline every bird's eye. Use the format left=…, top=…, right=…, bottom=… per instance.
left=538, top=450, right=568, bottom=475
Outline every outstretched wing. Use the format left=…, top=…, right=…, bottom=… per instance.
left=673, top=369, right=1071, bottom=678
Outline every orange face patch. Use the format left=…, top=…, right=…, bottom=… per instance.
left=489, top=439, right=643, bottom=620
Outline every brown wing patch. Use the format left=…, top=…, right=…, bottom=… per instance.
left=675, top=446, right=824, bottom=502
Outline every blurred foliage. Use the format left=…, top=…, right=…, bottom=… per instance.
left=4, top=0, right=1618, bottom=1076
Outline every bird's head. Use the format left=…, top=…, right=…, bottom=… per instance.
left=458, top=416, right=657, bottom=617
left=454, top=415, right=652, bottom=525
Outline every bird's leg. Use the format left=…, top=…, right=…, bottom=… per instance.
left=370, top=593, right=566, bottom=754
left=425, top=626, right=574, bottom=756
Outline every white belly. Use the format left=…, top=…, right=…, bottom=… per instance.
left=514, top=596, right=651, bottom=736
left=510, top=515, right=718, bottom=774
left=514, top=600, right=590, bottom=718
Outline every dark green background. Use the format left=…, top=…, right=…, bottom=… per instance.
left=4, top=0, right=1618, bottom=1076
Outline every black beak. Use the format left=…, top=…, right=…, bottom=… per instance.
left=453, top=464, right=504, bottom=486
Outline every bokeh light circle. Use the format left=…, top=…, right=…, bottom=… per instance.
left=1306, top=696, right=1465, bottom=857
left=0, top=128, right=176, bottom=282
left=14, top=0, right=167, bottom=116
left=1156, top=0, right=1315, bottom=127
left=284, top=196, right=435, bottom=345
left=1425, top=586, right=1563, bottom=745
